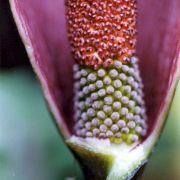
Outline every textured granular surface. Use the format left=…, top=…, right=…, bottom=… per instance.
left=66, top=0, right=137, bottom=69
left=73, top=57, right=147, bottom=144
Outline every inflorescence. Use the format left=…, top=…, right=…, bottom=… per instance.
left=73, top=57, right=147, bottom=144
left=66, top=0, right=137, bottom=69
left=66, top=0, right=147, bottom=144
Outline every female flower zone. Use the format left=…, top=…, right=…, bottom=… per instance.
left=10, top=0, right=180, bottom=179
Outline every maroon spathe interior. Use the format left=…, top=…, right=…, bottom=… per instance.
left=13, top=0, right=180, bottom=137
left=138, top=0, right=180, bottom=134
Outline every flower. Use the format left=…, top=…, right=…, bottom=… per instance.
left=10, top=0, right=180, bottom=179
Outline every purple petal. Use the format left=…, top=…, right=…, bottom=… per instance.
left=11, top=0, right=74, bottom=137
left=138, top=1, right=180, bottom=136
left=10, top=0, right=180, bottom=139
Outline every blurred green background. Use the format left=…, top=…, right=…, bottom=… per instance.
left=0, top=68, right=179, bottom=180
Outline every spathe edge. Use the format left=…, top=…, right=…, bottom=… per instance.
left=9, top=0, right=71, bottom=138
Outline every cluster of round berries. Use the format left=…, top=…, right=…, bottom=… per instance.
left=73, top=57, right=147, bottom=144
left=66, top=0, right=137, bottom=69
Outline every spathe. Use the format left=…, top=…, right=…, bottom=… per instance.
left=10, top=0, right=180, bottom=179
